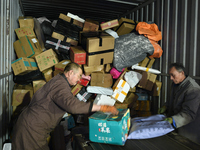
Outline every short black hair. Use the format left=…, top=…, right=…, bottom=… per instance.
left=64, top=62, right=81, bottom=73
left=169, top=63, right=186, bottom=74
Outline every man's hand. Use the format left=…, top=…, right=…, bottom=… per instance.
left=100, top=105, right=119, bottom=115
left=164, top=117, right=173, bottom=124
left=158, top=105, right=167, bottom=114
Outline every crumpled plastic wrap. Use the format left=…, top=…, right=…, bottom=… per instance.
left=113, top=32, right=154, bottom=71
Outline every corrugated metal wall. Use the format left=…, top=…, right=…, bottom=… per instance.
left=0, top=0, right=22, bottom=148
left=122, top=0, right=200, bottom=113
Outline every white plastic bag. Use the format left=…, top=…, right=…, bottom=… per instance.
left=128, top=114, right=174, bottom=139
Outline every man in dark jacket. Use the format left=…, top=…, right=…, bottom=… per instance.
left=12, top=62, right=118, bottom=150
left=158, top=63, right=200, bottom=144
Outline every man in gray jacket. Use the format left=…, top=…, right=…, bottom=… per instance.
left=158, top=63, right=200, bottom=144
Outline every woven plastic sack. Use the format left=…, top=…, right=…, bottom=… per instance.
left=128, top=114, right=174, bottom=139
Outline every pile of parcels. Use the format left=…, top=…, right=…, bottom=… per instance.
left=11, top=12, right=163, bottom=146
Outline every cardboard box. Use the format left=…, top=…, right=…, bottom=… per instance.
left=100, top=19, right=119, bottom=30
left=13, top=36, right=42, bottom=58
left=139, top=57, right=155, bottom=68
left=114, top=102, right=129, bottom=109
left=11, top=57, right=38, bottom=75
left=35, top=49, right=59, bottom=72
left=52, top=31, right=78, bottom=46
left=87, top=51, right=114, bottom=66
left=151, top=80, right=162, bottom=96
left=83, top=19, right=99, bottom=32
left=15, top=26, right=36, bottom=39
left=32, top=80, right=46, bottom=93
left=129, top=86, right=136, bottom=92
left=70, top=46, right=86, bottom=65
left=134, top=100, right=151, bottom=111
left=137, top=71, right=157, bottom=91
left=54, top=60, right=71, bottom=72
left=18, top=16, right=34, bottom=29
left=90, top=72, right=113, bottom=88
left=53, top=69, right=62, bottom=77
left=81, top=32, right=115, bottom=53
left=112, top=79, right=130, bottom=103
left=105, top=64, right=111, bottom=73
left=115, top=18, right=136, bottom=36
left=71, top=83, right=83, bottom=96
left=12, top=84, right=33, bottom=106
left=59, top=13, right=84, bottom=28
left=83, top=64, right=104, bottom=76
left=124, top=92, right=138, bottom=107
left=42, top=68, right=53, bottom=82
left=89, top=109, right=130, bottom=145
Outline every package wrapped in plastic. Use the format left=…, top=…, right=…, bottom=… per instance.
left=113, top=32, right=154, bottom=71
left=128, top=114, right=174, bottom=139
left=124, top=71, right=142, bottom=88
left=86, top=86, right=114, bottom=95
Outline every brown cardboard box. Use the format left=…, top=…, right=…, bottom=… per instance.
left=90, top=72, right=113, bottom=88
left=53, top=70, right=62, bottom=77
left=87, top=51, right=114, bottom=66
left=105, top=64, right=111, bottom=73
left=100, top=19, right=119, bottom=30
left=139, top=57, right=155, bottom=68
left=15, top=26, right=36, bottom=39
left=59, top=13, right=84, bottom=28
left=129, top=87, right=136, bottom=93
left=13, top=36, right=42, bottom=58
left=11, top=57, right=38, bottom=75
left=71, top=84, right=83, bottom=96
left=151, top=80, right=162, bottom=96
left=70, top=46, right=86, bottom=65
left=18, top=16, right=34, bottom=29
left=137, top=71, right=157, bottom=91
left=52, top=31, right=78, bottom=46
left=83, top=64, right=104, bottom=76
left=35, top=49, right=59, bottom=72
left=134, top=100, right=151, bottom=111
left=12, top=84, right=33, bottom=106
left=124, top=92, right=138, bottom=108
left=83, top=34, right=115, bottom=53
left=115, top=18, right=136, bottom=36
left=54, top=60, right=71, bottom=72
left=83, top=19, right=99, bottom=32
left=42, top=68, right=53, bottom=82
left=114, top=102, right=129, bottom=109
left=32, top=80, right=46, bottom=93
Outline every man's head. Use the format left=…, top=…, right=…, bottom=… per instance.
left=169, top=63, right=186, bottom=84
left=64, top=62, right=82, bottom=86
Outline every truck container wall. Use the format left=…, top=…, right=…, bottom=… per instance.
left=0, top=0, right=22, bottom=148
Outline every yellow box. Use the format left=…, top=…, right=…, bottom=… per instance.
left=15, top=26, right=36, bottom=39
left=11, top=57, right=38, bottom=75
left=32, top=80, right=46, bottom=93
left=35, top=49, right=59, bottom=72
left=12, top=84, right=33, bottom=106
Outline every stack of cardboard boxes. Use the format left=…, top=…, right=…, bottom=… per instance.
left=11, top=13, right=162, bottom=145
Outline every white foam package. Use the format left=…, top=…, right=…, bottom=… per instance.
left=86, top=86, right=114, bottom=96
left=94, top=94, right=116, bottom=106
left=124, top=71, right=142, bottom=88
left=127, top=114, right=174, bottom=139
